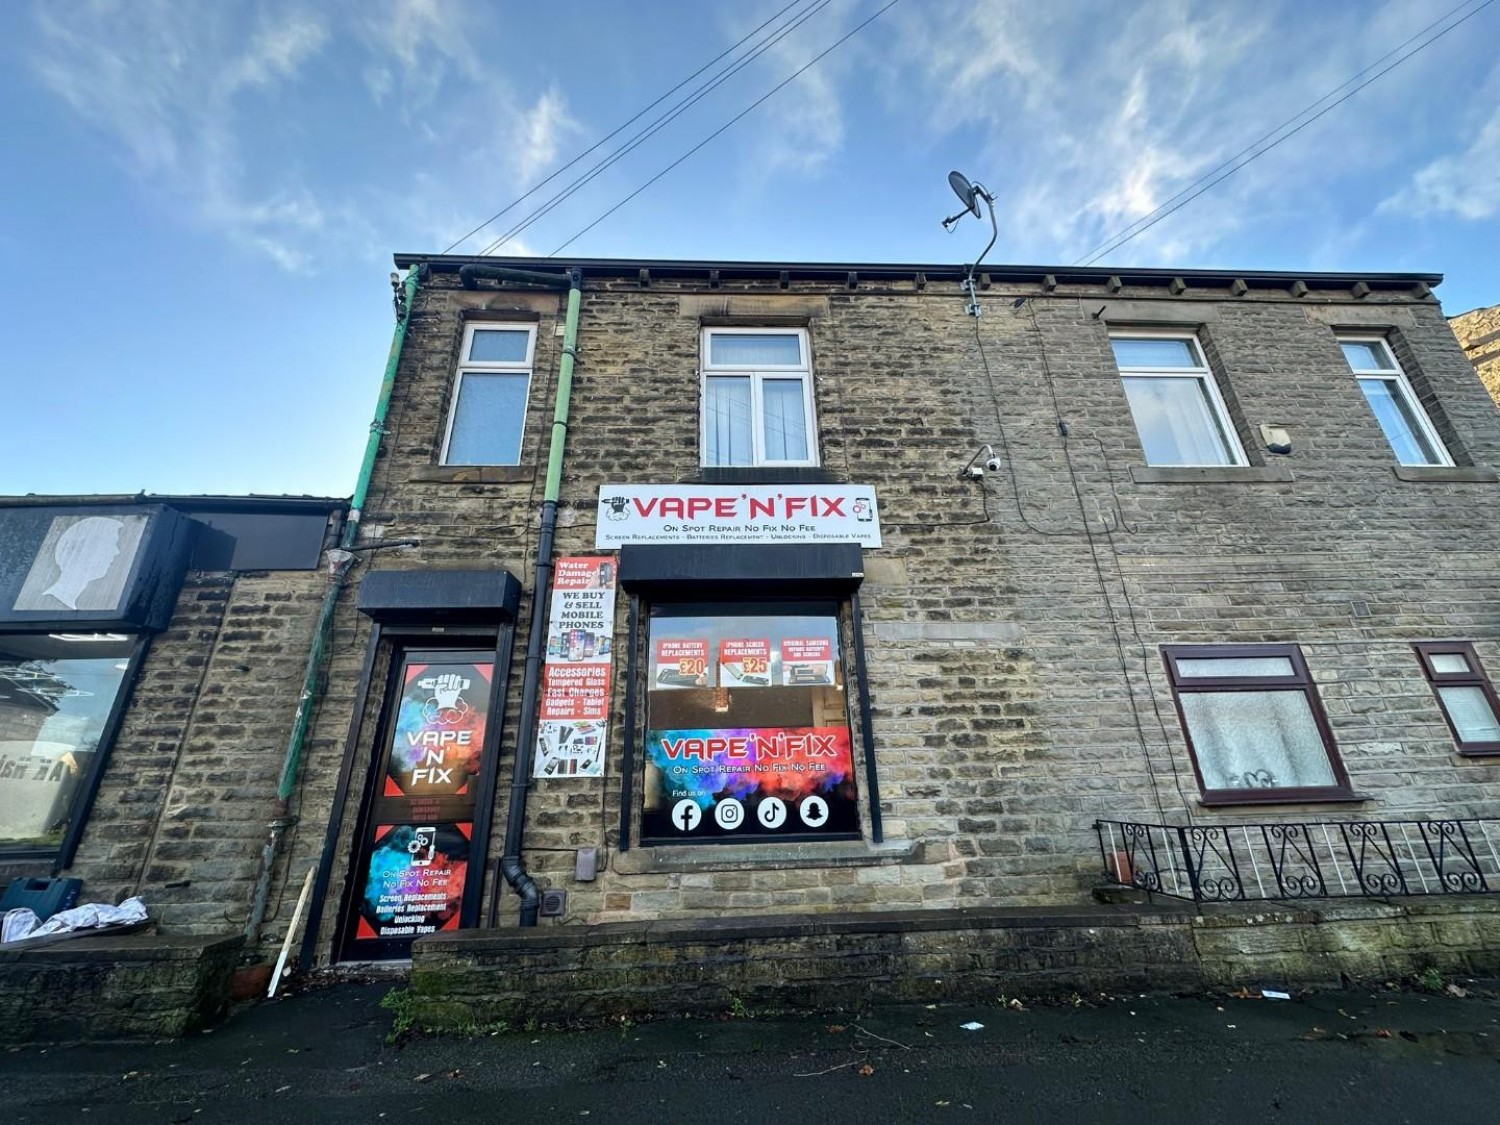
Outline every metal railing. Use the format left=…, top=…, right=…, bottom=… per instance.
left=1095, top=818, right=1500, bottom=903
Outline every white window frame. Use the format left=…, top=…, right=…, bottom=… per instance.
left=700, top=327, right=819, bottom=468
left=439, top=322, right=537, bottom=466
left=1337, top=334, right=1453, bottom=467
left=1109, top=328, right=1248, bottom=467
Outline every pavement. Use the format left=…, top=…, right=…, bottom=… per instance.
left=2, top=978, right=1499, bottom=1124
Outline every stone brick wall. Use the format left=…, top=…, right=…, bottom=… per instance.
left=60, top=569, right=331, bottom=936
left=285, top=263, right=1500, bottom=962
left=1450, top=303, right=1500, bottom=408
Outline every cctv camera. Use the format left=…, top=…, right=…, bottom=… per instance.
left=985, top=456, right=1002, bottom=473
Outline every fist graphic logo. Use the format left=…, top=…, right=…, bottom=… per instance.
left=603, top=496, right=630, bottom=521
left=418, top=673, right=472, bottom=725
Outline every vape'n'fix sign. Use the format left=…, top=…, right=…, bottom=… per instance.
left=595, top=485, right=881, bottom=547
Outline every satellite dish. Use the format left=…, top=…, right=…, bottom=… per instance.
left=948, top=171, right=982, bottom=219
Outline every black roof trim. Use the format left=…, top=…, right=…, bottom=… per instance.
left=393, top=253, right=1442, bottom=291
left=0, top=493, right=348, bottom=513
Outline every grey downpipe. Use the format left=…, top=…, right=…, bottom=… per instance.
left=500, top=267, right=582, bottom=926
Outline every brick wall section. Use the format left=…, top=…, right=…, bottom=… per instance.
left=1451, top=303, right=1500, bottom=408
left=63, top=570, right=330, bottom=935
left=286, top=267, right=1500, bottom=961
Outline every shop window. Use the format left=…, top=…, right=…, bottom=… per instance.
left=0, top=633, right=138, bottom=854
left=1337, top=335, right=1452, bottom=467
left=642, top=600, right=858, bottom=843
left=1162, top=644, right=1354, bottom=805
left=701, top=328, right=818, bottom=468
left=1110, top=331, right=1246, bottom=467
left=440, top=323, right=536, bottom=466
left=1415, top=642, right=1500, bottom=755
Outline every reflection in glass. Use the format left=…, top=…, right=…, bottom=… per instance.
left=1180, top=690, right=1336, bottom=790
left=1439, top=686, right=1500, bottom=744
left=0, top=635, right=133, bottom=847
left=1430, top=653, right=1472, bottom=675
left=468, top=329, right=531, bottom=363
left=1358, top=378, right=1443, bottom=466
left=1177, top=657, right=1295, bottom=679
left=1122, top=376, right=1237, bottom=466
left=1111, top=338, right=1199, bottom=368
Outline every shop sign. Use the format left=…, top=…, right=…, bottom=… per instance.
left=352, top=821, right=472, bottom=943
left=595, top=485, right=881, bottom=547
left=642, top=725, right=858, bottom=841
left=534, top=557, right=617, bottom=778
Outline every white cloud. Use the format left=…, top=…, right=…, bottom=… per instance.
left=513, top=87, right=583, bottom=187
left=1382, top=104, right=1500, bottom=221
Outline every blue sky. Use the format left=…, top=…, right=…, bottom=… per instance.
left=4, top=0, right=1497, bottom=498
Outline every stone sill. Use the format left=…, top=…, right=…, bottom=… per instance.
left=1195, top=792, right=1373, bottom=813
left=0, top=932, right=238, bottom=963
left=1131, top=464, right=1294, bottom=484
left=409, top=465, right=535, bottom=484
left=1392, top=465, right=1499, bottom=483
left=685, top=467, right=846, bottom=486
left=612, top=837, right=926, bottom=875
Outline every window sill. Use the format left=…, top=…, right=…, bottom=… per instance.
left=614, top=837, right=923, bottom=874
left=1130, top=464, right=1294, bottom=484
left=410, top=465, right=534, bottom=484
left=1454, top=745, right=1500, bottom=759
left=1197, top=790, right=1370, bottom=810
left=1391, top=465, right=1499, bottom=484
left=688, top=467, right=845, bottom=485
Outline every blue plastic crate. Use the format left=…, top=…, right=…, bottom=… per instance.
left=0, top=877, right=83, bottom=921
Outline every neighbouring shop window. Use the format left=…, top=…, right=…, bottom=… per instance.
left=1110, top=332, right=1246, bottom=467
left=642, top=601, right=858, bottom=843
left=1338, top=335, right=1452, bottom=467
left=1162, top=644, right=1354, bottom=805
left=0, top=633, right=136, bottom=852
left=1415, top=642, right=1500, bottom=755
left=342, top=648, right=496, bottom=960
left=440, top=323, right=536, bottom=466
left=700, top=327, right=818, bottom=468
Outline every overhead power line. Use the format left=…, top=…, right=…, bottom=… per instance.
left=549, top=0, right=905, bottom=256
left=439, top=0, right=812, bottom=255
left=480, top=0, right=838, bottom=256
left=1073, top=0, right=1495, bottom=267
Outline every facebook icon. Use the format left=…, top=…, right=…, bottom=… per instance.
left=671, top=799, right=703, bottom=832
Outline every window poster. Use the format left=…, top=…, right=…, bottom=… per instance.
left=384, top=662, right=492, bottom=799
left=642, top=607, right=858, bottom=843
left=719, top=638, right=772, bottom=687
left=654, top=639, right=711, bottom=689
left=351, top=822, right=471, bottom=944
left=534, top=557, right=617, bottom=778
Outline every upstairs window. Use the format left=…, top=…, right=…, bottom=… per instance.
left=440, top=324, right=536, bottom=466
left=1162, top=644, right=1353, bottom=805
left=701, top=328, right=817, bottom=467
left=1415, top=642, right=1500, bottom=755
left=1338, top=335, right=1452, bottom=467
left=1110, top=332, right=1246, bottom=467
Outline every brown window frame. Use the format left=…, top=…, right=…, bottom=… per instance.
left=1162, top=643, right=1355, bottom=806
left=1414, top=641, right=1500, bottom=756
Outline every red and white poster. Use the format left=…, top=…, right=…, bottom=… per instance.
left=654, top=638, right=711, bottom=690
left=781, top=637, right=835, bottom=687
left=535, top=557, right=617, bottom=778
left=719, top=638, right=772, bottom=687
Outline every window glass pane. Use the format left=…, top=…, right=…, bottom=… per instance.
left=467, top=329, right=531, bottom=363
left=0, top=635, right=133, bottom=848
left=762, top=379, right=809, bottom=462
left=1357, top=377, right=1443, bottom=466
left=1111, top=338, right=1199, bottom=368
left=1122, top=376, right=1237, bottom=466
left=1439, top=686, right=1500, bottom=744
left=445, top=372, right=528, bottom=465
left=705, top=376, right=754, bottom=466
left=1339, top=341, right=1392, bottom=371
left=643, top=610, right=855, bottom=843
left=1177, top=656, right=1296, bottom=679
left=709, top=333, right=802, bottom=367
left=1179, top=690, right=1337, bottom=790
left=1429, top=653, right=1472, bottom=675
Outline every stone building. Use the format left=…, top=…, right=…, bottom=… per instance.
left=1451, top=303, right=1500, bottom=407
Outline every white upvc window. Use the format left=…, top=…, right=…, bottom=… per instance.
left=440, top=323, right=537, bottom=466
left=700, top=327, right=818, bottom=468
left=1337, top=335, right=1453, bottom=467
left=1109, top=331, right=1247, bottom=467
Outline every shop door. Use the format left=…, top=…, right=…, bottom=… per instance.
left=338, top=647, right=500, bottom=961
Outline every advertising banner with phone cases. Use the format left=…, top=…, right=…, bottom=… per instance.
left=534, top=557, right=617, bottom=778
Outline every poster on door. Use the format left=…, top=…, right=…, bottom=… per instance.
left=350, top=821, right=471, bottom=945
left=535, top=557, right=617, bottom=778
left=641, top=725, right=859, bottom=841
left=384, top=661, right=492, bottom=800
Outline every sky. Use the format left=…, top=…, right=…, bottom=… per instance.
left=3, top=0, right=1498, bottom=499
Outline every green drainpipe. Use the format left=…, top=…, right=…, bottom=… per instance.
left=243, top=266, right=420, bottom=946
